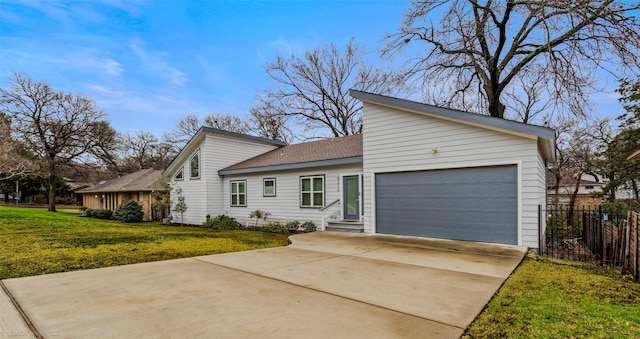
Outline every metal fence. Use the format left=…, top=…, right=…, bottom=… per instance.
left=540, top=205, right=640, bottom=283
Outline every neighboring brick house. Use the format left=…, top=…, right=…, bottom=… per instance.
left=78, top=169, right=166, bottom=221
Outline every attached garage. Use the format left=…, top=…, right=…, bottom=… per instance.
left=351, top=90, right=556, bottom=249
left=375, top=165, right=518, bottom=245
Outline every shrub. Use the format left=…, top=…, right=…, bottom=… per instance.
left=301, top=221, right=316, bottom=232
left=249, top=209, right=271, bottom=227
left=114, top=200, right=144, bottom=223
left=92, top=209, right=113, bottom=220
left=260, top=221, right=289, bottom=234
left=82, top=208, right=94, bottom=217
left=286, top=220, right=300, bottom=232
left=601, top=200, right=631, bottom=216
left=203, top=215, right=239, bottom=231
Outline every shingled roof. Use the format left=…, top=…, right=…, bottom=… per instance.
left=77, top=169, right=165, bottom=193
left=219, top=134, right=363, bottom=175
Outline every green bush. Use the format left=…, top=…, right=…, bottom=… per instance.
left=91, top=209, right=113, bottom=220
left=302, top=221, right=316, bottom=232
left=82, top=208, right=94, bottom=217
left=286, top=220, right=300, bottom=231
left=260, top=221, right=289, bottom=234
left=203, top=215, right=239, bottom=231
left=114, top=200, right=144, bottom=223
left=601, top=200, right=631, bottom=217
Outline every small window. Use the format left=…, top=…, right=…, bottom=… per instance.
left=300, top=176, right=324, bottom=208
left=263, top=178, right=276, bottom=197
left=174, top=167, right=184, bottom=181
left=585, top=185, right=594, bottom=189
left=190, top=151, right=200, bottom=179
left=231, top=180, right=246, bottom=207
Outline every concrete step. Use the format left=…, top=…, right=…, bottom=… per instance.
left=326, top=221, right=364, bottom=233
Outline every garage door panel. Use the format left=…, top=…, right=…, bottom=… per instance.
left=375, top=165, right=517, bottom=245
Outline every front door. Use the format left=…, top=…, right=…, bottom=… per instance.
left=343, top=175, right=360, bottom=221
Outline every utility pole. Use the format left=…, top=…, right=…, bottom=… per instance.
left=15, top=180, right=18, bottom=207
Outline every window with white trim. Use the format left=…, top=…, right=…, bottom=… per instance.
left=300, top=176, right=324, bottom=208
left=263, top=178, right=276, bottom=197
left=231, top=180, right=246, bottom=207
left=190, top=151, right=200, bottom=179
left=174, top=167, right=184, bottom=181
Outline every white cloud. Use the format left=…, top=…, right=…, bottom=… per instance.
left=101, top=59, right=124, bottom=76
left=130, top=42, right=147, bottom=59
left=129, top=40, right=187, bottom=86
left=43, top=52, right=123, bottom=77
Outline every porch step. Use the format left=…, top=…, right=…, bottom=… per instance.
left=326, top=221, right=364, bottom=233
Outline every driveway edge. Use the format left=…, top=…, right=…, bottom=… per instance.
left=0, top=280, right=42, bottom=338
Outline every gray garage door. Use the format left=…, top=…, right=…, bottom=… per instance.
left=375, top=165, right=517, bottom=245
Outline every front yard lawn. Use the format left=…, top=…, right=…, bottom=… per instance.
left=464, top=255, right=640, bottom=338
left=0, top=206, right=289, bottom=279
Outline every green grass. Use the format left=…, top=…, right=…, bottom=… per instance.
left=464, top=255, right=640, bottom=338
left=0, top=206, right=290, bottom=279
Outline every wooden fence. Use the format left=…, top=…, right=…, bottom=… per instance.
left=542, top=207, right=640, bottom=283
left=623, top=211, right=639, bottom=283
left=585, top=211, right=639, bottom=283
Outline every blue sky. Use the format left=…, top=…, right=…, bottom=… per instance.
left=0, top=0, right=626, bottom=137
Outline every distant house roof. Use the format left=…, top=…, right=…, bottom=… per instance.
left=547, top=177, right=604, bottom=187
left=349, top=90, right=556, bottom=161
left=77, top=169, right=164, bottom=193
left=162, top=126, right=287, bottom=177
left=219, top=134, right=363, bottom=175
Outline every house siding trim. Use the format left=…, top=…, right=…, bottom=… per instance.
left=218, top=156, right=363, bottom=175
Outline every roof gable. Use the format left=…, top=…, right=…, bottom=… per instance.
left=350, top=90, right=556, bottom=161
left=219, top=134, right=362, bottom=175
left=162, top=127, right=287, bottom=176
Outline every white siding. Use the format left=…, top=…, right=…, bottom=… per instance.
left=222, top=164, right=362, bottom=227
left=169, top=135, right=280, bottom=225
left=362, top=102, right=545, bottom=248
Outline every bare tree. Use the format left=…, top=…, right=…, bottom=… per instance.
left=163, top=113, right=250, bottom=148
left=504, top=68, right=553, bottom=123
left=257, top=38, right=404, bottom=138
left=548, top=117, right=612, bottom=222
left=383, top=0, right=640, bottom=120
left=202, top=113, right=249, bottom=134
left=0, top=112, right=36, bottom=180
left=249, top=96, right=294, bottom=143
left=0, top=72, right=111, bottom=212
left=89, top=121, right=121, bottom=174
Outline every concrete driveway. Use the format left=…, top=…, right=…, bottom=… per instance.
left=1, top=232, right=526, bottom=338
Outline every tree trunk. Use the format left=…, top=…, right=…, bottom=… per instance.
left=485, top=83, right=505, bottom=119
left=567, top=173, right=583, bottom=227
left=553, top=172, right=562, bottom=205
left=47, top=159, right=57, bottom=212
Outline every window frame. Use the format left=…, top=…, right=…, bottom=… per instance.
left=230, top=180, right=247, bottom=207
left=174, top=166, right=184, bottom=181
left=263, top=178, right=276, bottom=197
left=300, top=175, right=325, bottom=208
left=189, top=150, right=200, bottom=179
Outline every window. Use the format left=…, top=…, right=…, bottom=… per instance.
left=190, top=151, right=200, bottom=179
left=174, top=167, right=184, bottom=181
left=300, top=176, right=324, bottom=208
left=585, top=185, right=594, bottom=189
left=231, top=180, right=246, bottom=207
left=263, top=178, right=276, bottom=197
